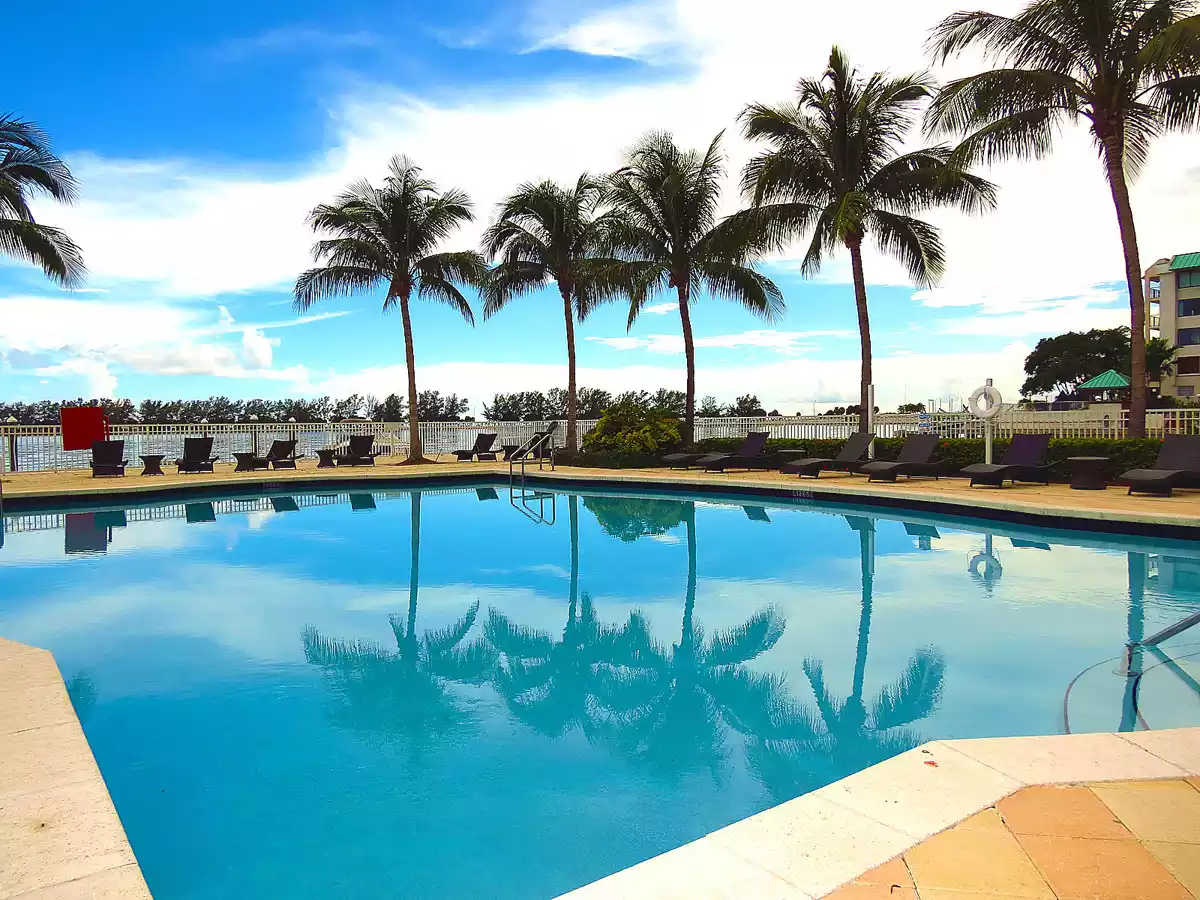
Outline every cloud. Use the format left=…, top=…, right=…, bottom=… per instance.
left=527, top=2, right=683, bottom=60
left=213, top=25, right=382, bottom=61
left=641, top=302, right=677, bottom=315
left=586, top=328, right=854, bottom=354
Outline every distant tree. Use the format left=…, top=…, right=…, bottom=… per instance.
left=576, top=388, right=612, bottom=418
left=897, top=402, right=926, bottom=414
left=0, top=116, right=86, bottom=286
left=1146, top=338, right=1179, bottom=385
left=294, top=155, right=487, bottom=462
left=332, top=394, right=365, bottom=420
left=767, top=409, right=781, bottom=417
left=1021, top=328, right=1130, bottom=396
left=697, top=395, right=724, bottom=417
left=650, top=389, right=687, bottom=418
left=242, top=398, right=278, bottom=422
left=417, top=390, right=469, bottom=421
left=483, top=393, right=524, bottom=421
left=373, top=393, right=406, bottom=422
left=727, top=394, right=766, bottom=417
left=823, top=406, right=848, bottom=416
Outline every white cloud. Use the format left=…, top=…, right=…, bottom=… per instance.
left=587, top=328, right=854, bottom=355
left=213, top=25, right=382, bottom=61
left=641, top=302, right=677, bottom=315
left=528, top=2, right=683, bottom=60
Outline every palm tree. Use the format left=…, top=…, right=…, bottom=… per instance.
left=294, top=155, right=488, bottom=462
left=736, top=47, right=996, bottom=432
left=925, top=0, right=1200, bottom=438
left=605, top=131, right=785, bottom=444
left=482, top=178, right=627, bottom=450
left=302, top=491, right=495, bottom=755
left=0, top=116, right=85, bottom=286
left=1146, top=336, right=1179, bottom=386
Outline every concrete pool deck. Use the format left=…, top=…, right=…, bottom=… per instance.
left=3, top=459, right=1200, bottom=535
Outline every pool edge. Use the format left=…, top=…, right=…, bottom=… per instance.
left=553, top=728, right=1200, bottom=899
left=0, top=637, right=153, bottom=899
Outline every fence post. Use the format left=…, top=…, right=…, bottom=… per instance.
left=7, top=432, right=16, bottom=473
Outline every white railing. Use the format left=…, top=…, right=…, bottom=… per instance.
left=2, top=408, right=1198, bottom=473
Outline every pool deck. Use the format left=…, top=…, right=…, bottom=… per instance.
left=3, top=459, right=1200, bottom=534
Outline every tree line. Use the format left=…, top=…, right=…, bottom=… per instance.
left=6, top=0, right=1198, bottom=459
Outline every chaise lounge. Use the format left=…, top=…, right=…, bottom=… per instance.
left=454, top=433, right=498, bottom=462
left=90, top=440, right=128, bottom=478
left=334, top=434, right=382, bottom=466
left=701, top=431, right=773, bottom=472
left=959, top=433, right=1053, bottom=487
left=264, top=439, right=303, bottom=469
left=780, top=432, right=874, bottom=478
left=858, top=434, right=946, bottom=483
left=176, top=437, right=218, bottom=474
left=663, top=432, right=768, bottom=471
left=1118, top=434, right=1200, bottom=497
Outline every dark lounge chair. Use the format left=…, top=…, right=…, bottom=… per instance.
left=959, top=433, right=1053, bottom=487
left=349, top=493, right=377, bottom=511
left=185, top=502, right=217, bottom=523
left=859, top=434, right=946, bottom=483
left=702, top=431, right=774, bottom=472
left=743, top=505, right=772, bottom=523
left=270, top=496, right=300, bottom=513
left=264, top=439, right=302, bottom=470
left=176, top=437, right=218, bottom=474
left=334, top=435, right=382, bottom=467
left=1119, top=434, right=1200, bottom=497
left=475, top=487, right=500, bottom=501
left=780, top=432, right=874, bottom=478
left=454, top=433, right=498, bottom=462
left=90, top=440, right=127, bottom=477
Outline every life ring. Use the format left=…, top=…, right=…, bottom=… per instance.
left=969, top=552, right=1003, bottom=579
left=968, top=384, right=1003, bottom=419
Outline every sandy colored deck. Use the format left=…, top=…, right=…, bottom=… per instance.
left=0, top=638, right=150, bottom=900
left=829, top=780, right=1200, bottom=899
left=3, top=459, right=1200, bottom=532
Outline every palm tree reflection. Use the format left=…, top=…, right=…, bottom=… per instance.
left=302, top=491, right=495, bottom=755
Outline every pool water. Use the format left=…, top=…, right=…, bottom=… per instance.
left=2, top=485, right=1199, bottom=899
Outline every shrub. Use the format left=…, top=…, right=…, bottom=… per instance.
left=580, top=397, right=682, bottom=464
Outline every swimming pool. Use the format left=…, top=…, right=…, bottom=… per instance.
left=2, top=484, right=1198, bottom=899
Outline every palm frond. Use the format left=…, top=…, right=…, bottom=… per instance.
left=424, top=601, right=481, bottom=655
left=870, top=647, right=946, bottom=730
left=696, top=260, right=786, bottom=322
left=0, top=219, right=87, bottom=287
left=704, top=606, right=785, bottom=667
left=866, top=209, right=947, bottom=287
left=485, top=608, right=555, bottom=659
left=293, top=265, right=382, bottom=313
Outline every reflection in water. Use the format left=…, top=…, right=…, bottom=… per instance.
left=302, top=492, right=495, bottom=755
left=65, top=670, right=98, bottom=722
left=969, top=533, right=1004, bottom=590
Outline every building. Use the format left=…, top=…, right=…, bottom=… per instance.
left=1145, top=252, right=1200, bottom=398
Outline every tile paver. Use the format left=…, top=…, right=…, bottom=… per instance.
left=1090, top=780, right=1200, bottom=843
left=1121, top=729, right=1200, bottom=776
left=997, top=785, right=1131, bottom=840
left=1015, top=833, right=1191, bottom=900
left=1146, top=843, right=1200, bottom=897
left=903, top=826, right=1054, bottom=898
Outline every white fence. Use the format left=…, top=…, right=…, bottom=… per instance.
left=2, top=407, right=1198, bottom=473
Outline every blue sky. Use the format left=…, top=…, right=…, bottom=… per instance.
left=4, top=0, right=1192, bottom=415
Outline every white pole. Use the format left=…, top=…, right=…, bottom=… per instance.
left=866, top=383, right=876, bottom=459
left=984, top=377, right=994, bottom=465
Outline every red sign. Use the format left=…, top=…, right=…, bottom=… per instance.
left=61, top=407, right=109, bottom=452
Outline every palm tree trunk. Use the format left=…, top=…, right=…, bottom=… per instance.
left=680, top=502, right=698, bottom=654
left=1120, top=551, right=1146, bottom=732
left=677, top=281, right=696, bottom=445
left=407, top=491, right=422, bottom=654
left=561, top=286, right=579, bottom=451
left=846, top=237, right=873, bottom=434
left=851, top=524, right=874, bottom=705
left=568, top=494, right=579, bottom=608
left=1101, top=139, right=1147, bottom=438
left=399, top=290, right=426, bottom=462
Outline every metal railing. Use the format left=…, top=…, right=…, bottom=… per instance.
left=4, top=407, right=1199, bottom=474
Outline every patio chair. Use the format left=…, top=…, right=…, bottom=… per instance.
left=349, top=493, right=377, bottom=511
left=89, top=440, right=127, bottom=478
left=1119, top=434, right=1200, bottom=497
left=858, top=434, right=946, bottom=483
left=270, top=496, right=300, bottom=513
left=185, top=502, right=217, bottom=523
left=780, top=432, right=874, bottom=478
left=265, top=439, right=303, bottom=470
left=176, top=437, right=218, bottom=474
left=475, top=487, right=500, bottom=501
left=699, top=432, right=772, bottom=472
left=334, top=435, right=382, bottom=466
left=743, top=505, right=772, bottom=522
left=669, top=432, right=767, bottom=472
left=454, top=433, right=498, bottom=462
left=959, top=433, right=1053, bottom=487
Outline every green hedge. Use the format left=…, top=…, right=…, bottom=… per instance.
left=569, top=436, right=1164, bottom=475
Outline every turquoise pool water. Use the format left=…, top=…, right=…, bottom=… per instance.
left=2, top=484, right=1199, bottom=899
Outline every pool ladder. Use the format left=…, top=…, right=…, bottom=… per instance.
left=508, top=430, right=557, bottom=525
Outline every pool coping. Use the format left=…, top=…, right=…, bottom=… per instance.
left=0, top=638, right=152, bottom=899
left=554, top=727, right=1200, bottom=900
left=5, top=464, right=1200, bottom=539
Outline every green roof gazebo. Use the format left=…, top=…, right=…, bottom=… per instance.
left=1077, top=368, right=1131, bottom=402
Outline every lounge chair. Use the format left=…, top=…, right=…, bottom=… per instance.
left=702, top=431, right=774, bottom=472
left=903, top=522, right=941, bottom=540
left=1119, top=434, right=1200, bottom=497
left=264, top=439, right=302, bottom=470
left=270, top=496, right=300, bottom=513
left=454, top=433, right=498, bottom=462
left=176, top=437, right=218, bottom=474
left=185, top=502, right=217, bottom=523
left=475, top=487, right=500, bottom=501
left=349, top=493, right=377, bottom=511
left=859, top=434, right=946, bottom=483
left=959, top=433, right=1053, bottom=487
left=89, top=440, right=127, bottom=477
left=334, top=435, right=382, bottom=467
left=743, top=505, right=772, bottom=523
left=780, top=432, right=874, bottom=478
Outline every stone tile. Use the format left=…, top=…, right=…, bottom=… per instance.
left=998, top=785, right=1132, bottom=840
left=853, top=856, right=912, bottom=888
left=0, top=723, right=99, bottom=803
left=710, top=793, right=913, bottom=898
left=0, top=651, right=63, bottom=693
left=822, top=884, right=916, bottom=900
left=811, top=743, right=1019, bottom=841
left=1187, top=776, right=1200, bottom=793
left=1120, top=728, right=1200, bottom=776
left=942, top=732, right=1186, bottom=785
left=1145, top=842, right=1200, bottom=897
left=0, top=638, right=31, bottom=662
left=918, top=893, right=1050, bottom=900
left=1016, top=834, right=1191, bottom=900
left=957, top=807, right=1007, bottom=832
left=0, top=779, right=135, bottom=899
left=555, top=838, right=812, bottom=900
left=0, top=684, right=77, bottom=736
left=1091, top=780, right=1200, bottom=843
left=904, top=826, right=1053, bottom=898
left=8, top=865, right=152, bottom=900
